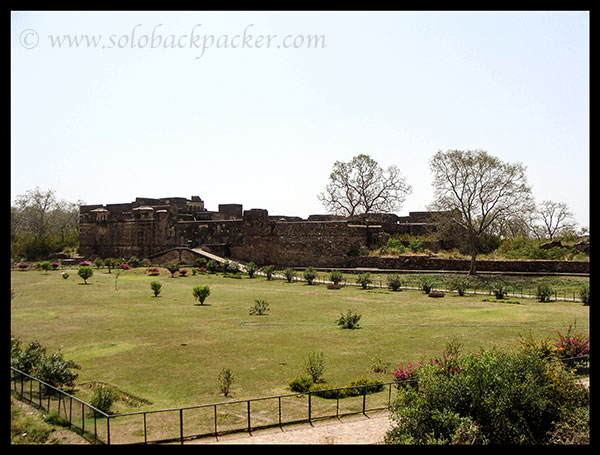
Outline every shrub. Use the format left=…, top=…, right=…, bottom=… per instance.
left=150, top=281, right=162, bottom=297
left=127, top=256, right=140, bottom=268
left=89, top=384, right=120, bottom=415
left=449, top=278, right=469, bottom=296
left=356, top=272, right=372, bottom=289
left=61, top=272, right=69, bottom=279
left=337, top=310, right=361, bottom=329
left=16, top=262, right=30, bottom=270
left=347, top=377, right=384, bottom=396
left=146, top=267, right=160, bottom=276
left=166, top=262, right=180, bottom=277
left=120, top=263, right=131, bottom=271
left=263, top=265, right=275, bottom=280
left=419, top=276, right=435, bottom=294
left=77, top=265, right=93, bottom=284
left=245, top=262, right=258, bottom=278
left=218, top=368, right=234, bottom=397
left=305, top=352, right=325, bottom=383
left=195, top=257, right=207, bottom=269
left=283, top=268, right=297, bottom=283
left=206, top=260, right=220, bottom=272
left=249, top=299, right=270, bottom=315
left=226, top=261, right=241, bottom=274
left=192, top=285, right=211, bottom=305
left=303, top=267, right=317, bottom=285
left=393, top=362, right=421, bottom=388
left=492, top=283, right=507, bottom=299
left=11, top=338, right=80, bottom=391
left=178, top=268, right=188, bottom=277
left=554, top=325, right=590, bottom=363
left=329, top=270, right=343, bottom=285
left=385, top=347, right=589, bottom=445
left=536, top=284, right=554, bottom=302
left=387, top=274, right=403, bottom=291
left=40, top=261, right=51, bottom=274
left=289, top=376, right=313, bottom=393
left=579, top=284, right=589, bottom=306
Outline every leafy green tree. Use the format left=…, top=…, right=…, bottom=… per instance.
left=192, top=285, right=211, bottom=305
left=430, top=150, right=533, bottom=274
left=303, top=267, right=317, bottom=285
left=77, top=265, right=93, bottom=284
left=150, top=281, right=162, bottom=297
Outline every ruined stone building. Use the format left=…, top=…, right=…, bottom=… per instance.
left=79, top=196, right=443, bottom=267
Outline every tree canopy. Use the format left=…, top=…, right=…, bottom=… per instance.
left=318, top=154, right=412, bottom=216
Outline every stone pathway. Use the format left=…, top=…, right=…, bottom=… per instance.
left=190, top=411, right=393, bottom=445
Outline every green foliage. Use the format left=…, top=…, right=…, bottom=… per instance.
left=329, top=270, right=343, bottom=285
left=77, top=265, right=93, bottom=284
left=89, top=384, right=120, bottom=415
left=337, top=310, right=362, bottom=329
left=11, top=338, right=80, bottom=390
left=245, top=262, right=258, bottom=278
left=380, top=236, right=406, bottom=255
left=579, top=284, right=589, bottom=306
left=263, top=265, right=275, bottom=280
left=385, top=347, right=589, bottom=445
left=206, top=259, right=220, bottom=272
left=283, top=268, right=297, bottom=283
left=166, top=262, right=180, bottom=277
left=289, top=376, right=313, bottom=393
left=356, top=272, right=372, bottom=289
left=492, top=283, right=507, bottom=299
left=195, top=257, right=207, bottom=269
left=218, top=368, right=234, bottom=397
left=305, top=352, right=325, bottom=383
left=536, top=283, right=554, bottom=302
left=249, top=299, right=270, bottom=315
left=192, top=285, right=211, bottom=305
left=39, top=261, right=51, bottom=273
left=419, top=276, right=435, bottom=294
left=150, top=281, right=162, bottom=297
left=449, top=278, right=469, bottom=296
left=387, top=274, right=403, bottom=291
left=303, top=267, right=317, bottom=285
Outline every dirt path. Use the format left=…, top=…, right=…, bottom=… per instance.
left=190, top=411, right=393, bottom=445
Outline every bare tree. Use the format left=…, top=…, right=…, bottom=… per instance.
left=429, top=150, right=534, bottom=274
left=318, top=154, right=412, bottom=216
left=531, top=200, right=576, bottom=240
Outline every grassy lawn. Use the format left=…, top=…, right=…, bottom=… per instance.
left=11, top=267, right=589, bottom=416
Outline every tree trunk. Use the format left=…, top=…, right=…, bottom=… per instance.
left=468, top=236, right=478, bottom=275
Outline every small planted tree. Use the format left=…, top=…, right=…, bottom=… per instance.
left=150, top=281, right=162, bottom=297
left=536, top=284, right=554, bottom=302
left=356, top=272, right=372, bottom=289
left=218, top=368, right=234, bottom=397
left=166, top=262, right=180, bottom=278
left=305, top=352, right=325, bottom=383
left=337, top=310, right=362, bottom=329
left=77, top=265, right=93, bottom=284
left=245, top=262, right=258, bottom=278
left=303, top=267, right=317, bottom=285
left=387, top=274, right=403, bottom=291
left=249, top=299, right=270, bottom=315
left=330, top=270, right=343, bottom=285
left=192, top=285, right=211, bottom=305
left=40, top=261, right=51, bottom=274
left=263, top=265, right=275, bottom=280
left=283, top=268, right=297, bottom=283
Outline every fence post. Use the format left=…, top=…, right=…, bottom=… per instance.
left=247, top=401, right=252, bottom=434
left=179, top=409, right=184, bottom=444
left=308, top=392, right=312, bottom=424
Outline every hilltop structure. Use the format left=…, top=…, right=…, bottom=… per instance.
left=79, top=196, right=443, bottom=267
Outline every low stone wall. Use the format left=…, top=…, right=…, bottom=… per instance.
left=346, top=255, right=589, bottom=275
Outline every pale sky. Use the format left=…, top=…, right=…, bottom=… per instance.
left=11, top=11, right=589, bottom=227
